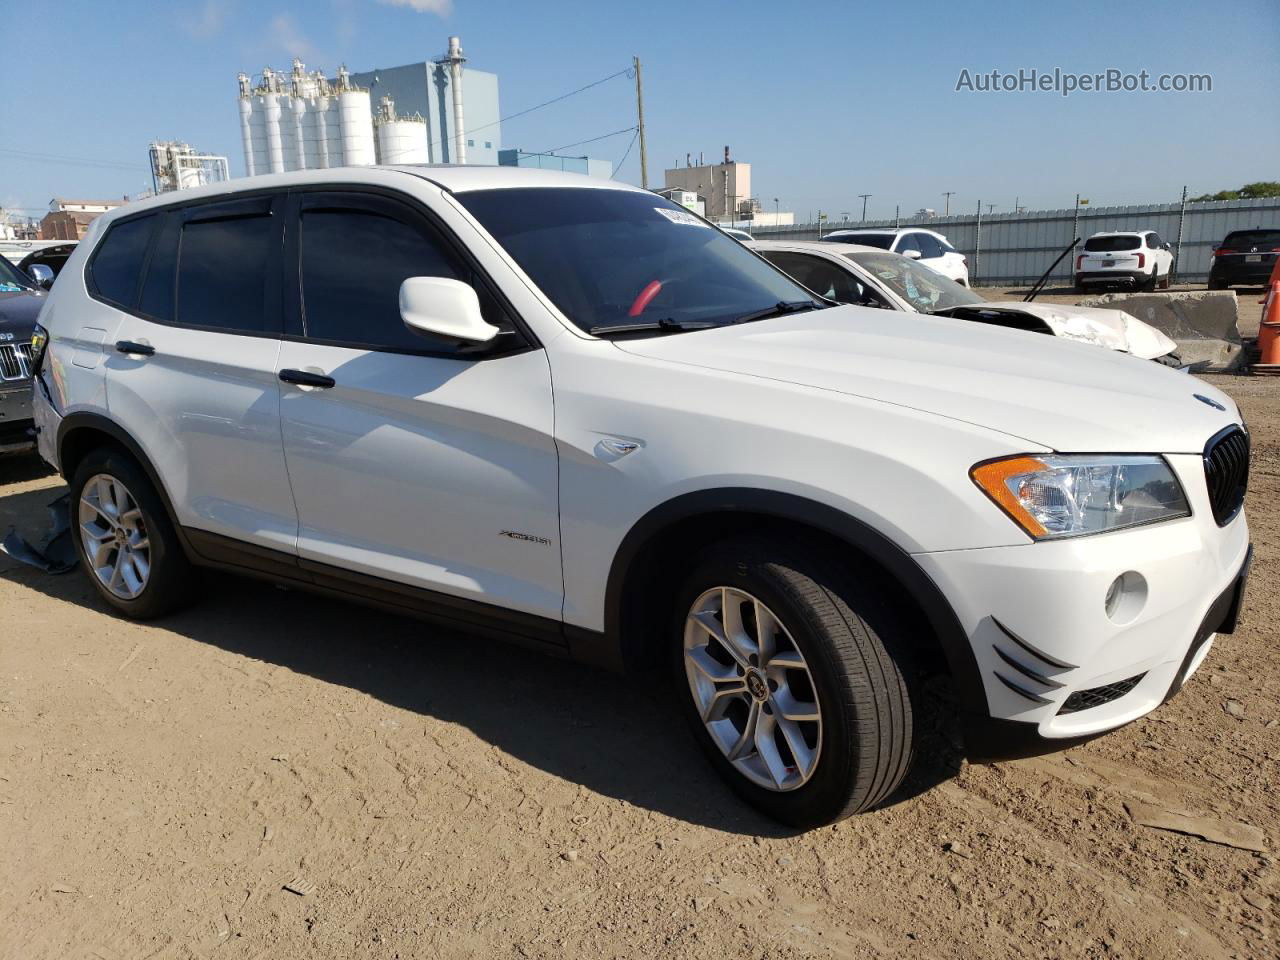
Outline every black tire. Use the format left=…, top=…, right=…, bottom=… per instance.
left=1142, top=269, right=1159, bottom=292
left=1208, top=276, right=1227, bottom=291
left=670, top=537, right=916, bottom=828
left=69, top=446, right=196, bottom=619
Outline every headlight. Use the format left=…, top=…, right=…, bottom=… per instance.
left=28, top=322, right=49, bottom=376
left=971, top=455, right=1190, bottom=539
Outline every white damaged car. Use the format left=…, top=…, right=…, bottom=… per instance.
left=752, top=240, right=1180, bottom=365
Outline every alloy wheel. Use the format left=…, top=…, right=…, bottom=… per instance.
left=78, top=473, right=152, bottom=600
left=683, top=587, right=822, bottom=791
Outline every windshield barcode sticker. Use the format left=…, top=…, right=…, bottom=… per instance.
left=655, top=207, right=709, bottom=227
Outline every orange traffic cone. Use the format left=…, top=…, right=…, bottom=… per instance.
left=1251, top=257, right=1280, bottom=374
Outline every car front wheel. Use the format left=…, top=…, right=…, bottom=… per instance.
left=672, top=538, right=917, bottom=828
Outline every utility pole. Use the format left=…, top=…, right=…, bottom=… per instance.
left=894, top=204, right=900, bottom=229
left=858, top=193, right=871, bottom=221
left=974, top=201, right=983, bottom=284
left=942, top=191, right=955, bottom=216
left=1173, top=184, right=1187, bottom=283
left=633, top=56, right=648, bottom=189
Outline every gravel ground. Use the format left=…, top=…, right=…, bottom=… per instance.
left=1, top=374, right=1277, bottom=960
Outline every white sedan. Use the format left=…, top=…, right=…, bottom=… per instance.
left=751, top=240, right=1180, bottom=364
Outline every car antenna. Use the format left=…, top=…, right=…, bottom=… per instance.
left=1024, top=237, right=1080, bottom=302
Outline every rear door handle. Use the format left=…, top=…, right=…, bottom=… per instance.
left=278, top=368, right=335, bottom=389
left=115, top=340, right=155, bottom=357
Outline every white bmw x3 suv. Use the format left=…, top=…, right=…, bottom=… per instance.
left=29, top=167, right=1250, bottom=828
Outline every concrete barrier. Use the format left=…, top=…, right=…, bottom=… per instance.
left=1076, top=291, right=1243, bottom=371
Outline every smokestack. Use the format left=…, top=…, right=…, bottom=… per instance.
left=686, top=153, right=691, bottom=168
left=446, top=36, right=467, bottom=164
left=724, top=145, right=730, bottom=164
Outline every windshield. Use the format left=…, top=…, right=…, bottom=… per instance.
left=846, top=251, right=985, bottom=313
left=454, top=187, right=815, bottom=334
left=0, top=255, right=35, bottom=292
left=828, top=232, right=894, bottom=250
left=1084, top=235, right=1141, bottom=252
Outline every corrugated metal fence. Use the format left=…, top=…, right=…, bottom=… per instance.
left=751, top=197, right=1280, bottom=286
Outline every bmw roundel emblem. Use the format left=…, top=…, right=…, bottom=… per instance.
left=1194, top=394, right=1226, bottom=412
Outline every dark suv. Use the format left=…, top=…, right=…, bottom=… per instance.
left=0, top=256, right=47, bottom=450
left=1208, top=229, right=1280, bottom=289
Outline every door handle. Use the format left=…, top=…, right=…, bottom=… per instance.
left=278, top=368, right=335, bottom=389
left=115, top=340, right=155, bottom=357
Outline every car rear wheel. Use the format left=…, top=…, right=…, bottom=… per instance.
left=672, top=537, right=916, bottom=828
left=70, top=447, right=196, bottom=619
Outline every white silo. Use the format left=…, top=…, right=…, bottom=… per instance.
left=237, top=74, right=256, bottom=176
left=336, top=65, right=376, bottom=166
left=260, top=68, right=286, bottom=174
left=375, top=97, right=429, bottom=165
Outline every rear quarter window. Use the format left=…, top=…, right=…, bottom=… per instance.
left=88, top=215, right=157, bottom=307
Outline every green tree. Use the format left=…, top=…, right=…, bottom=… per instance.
left=1190, top=181, right=1280, bottom=202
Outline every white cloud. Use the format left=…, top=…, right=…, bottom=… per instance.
left=183, top=0, right=230, bottom=38
left=377, top=0, right=453, bottom=16
left=269, top=13, right=319, bottom=60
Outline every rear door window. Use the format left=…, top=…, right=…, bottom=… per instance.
left=89, top=214, right=157, bottom=308
left=175, top=198, right=279, bottom=334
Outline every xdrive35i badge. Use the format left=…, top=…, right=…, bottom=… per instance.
left=1194, top=394, right=1227, bottom=412
left=499, top=530, right=552, bottom=546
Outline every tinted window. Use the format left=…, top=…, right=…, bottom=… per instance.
left=827, top=232, right=894, bottom=250
left=139, top=214, right=179, bottom=321
left=91, top=215, right=155, bottom=306
left=177, top=214, right=273, bottom=332
left=764, top=252, right=871, bottom=303
left=1222, top=230, right=1280, bottom=249
left=0, top=253, right=34, bottom=291
left=1084, top=235, right=1141, bottom=252
left=895, top=233, right=922, bottom=256
left=300, top=206, right=492, bottom=351
left=914, top=233, right=944, bottom=258
left=455, top=188, right=814, bottom=334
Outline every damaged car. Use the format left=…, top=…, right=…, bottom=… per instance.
left=750, top=239, right=1180, bottom=365
left=0, top=254, right=46, bottom=451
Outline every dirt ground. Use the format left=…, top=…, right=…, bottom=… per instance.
left=1, top=376, right=1277, bottom=960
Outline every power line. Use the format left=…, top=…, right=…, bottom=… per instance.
left=0, top=147, right=148, bottom=173
left=611, top=128, right=641, bottom=180
left=429, top=65, right=634, bottom=151
left=531, top=126, right=637, bottom=156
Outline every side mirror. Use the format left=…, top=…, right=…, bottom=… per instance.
left=27, top=263, right=54, bottom=290
left=399, top=277, right=499, bottom=344
left=901, top=249, right=922, bottom=260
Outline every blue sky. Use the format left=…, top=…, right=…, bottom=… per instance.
left=4, top=0, right=1277, bottom=220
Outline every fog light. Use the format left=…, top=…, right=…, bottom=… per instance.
left=1105, top=571, right=1147, bottom=624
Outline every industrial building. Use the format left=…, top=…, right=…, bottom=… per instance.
left=663, top=149, right=794, bottom=227
left=40, top=197, right=123, bottom=240
left=498, top=149, right=611, bottom=179
left=148, top=141, right=229, bottom=193
left=351, top=38, right=500, bottom=167
left=236, top=37, right=491, bottom=176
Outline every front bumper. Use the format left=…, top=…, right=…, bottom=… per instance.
left=0, top=383, right=34, bottom=449
left=916, top=452, right=1249, bottom=743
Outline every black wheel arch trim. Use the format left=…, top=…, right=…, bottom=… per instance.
left=603, top=487, right=989, bottom=716
left=56, top=412, right=188, bottom=545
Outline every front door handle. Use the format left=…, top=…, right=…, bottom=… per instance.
left=278, top=368, right=335, bottom=389
left=115, top=340, right=155, bottom=357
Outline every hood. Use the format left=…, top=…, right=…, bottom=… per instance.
left=976, top=302, right=1178, bottom=360
left=0, top=288, right=45, bottom=339
left=614, top=305, right=1238, bottom=453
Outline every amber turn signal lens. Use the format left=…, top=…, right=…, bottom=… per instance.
left=970, top=456, right=1050, bottom=538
